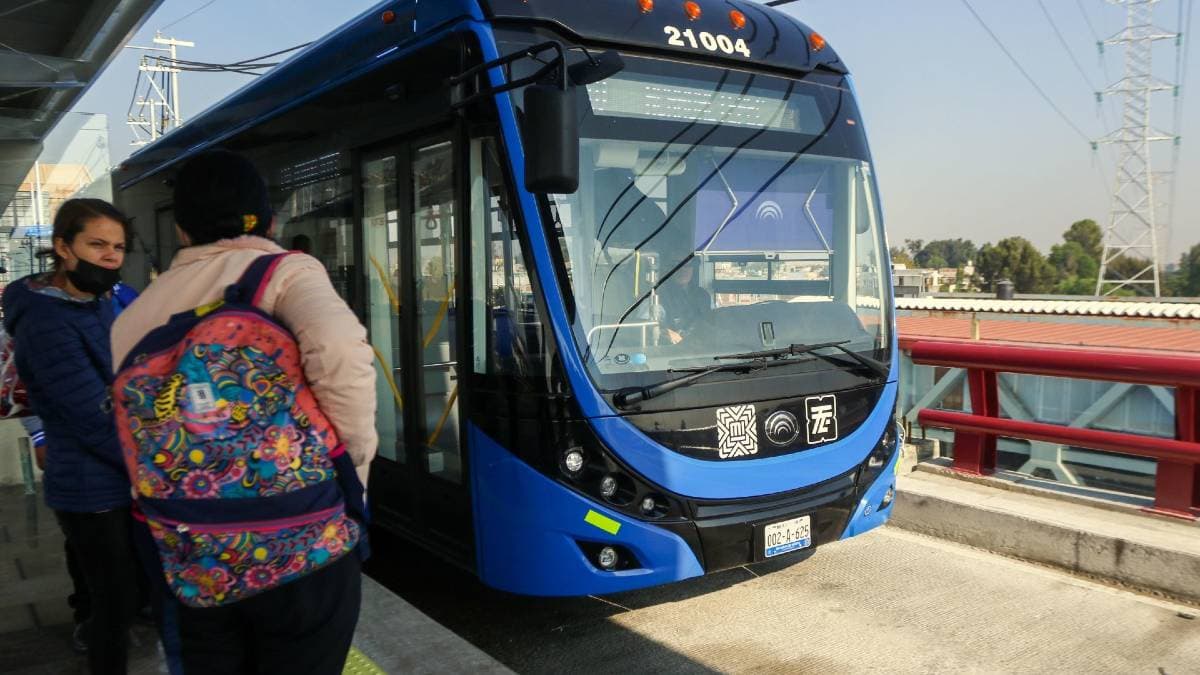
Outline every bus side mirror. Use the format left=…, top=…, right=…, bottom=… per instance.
left=523, top=84, right=579, bottom=194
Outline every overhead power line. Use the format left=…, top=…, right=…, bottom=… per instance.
left=958, top=0, right=1095, bottom=145
left=160, top=0, right=219, bottom=31
left=1075, top=0, right=1104, bottom=43
left=157, top=42, right=313, bottom=76
left=1163, top=0, right=1195, bottom=262
left=1036, top=0, right=1099, bottom=92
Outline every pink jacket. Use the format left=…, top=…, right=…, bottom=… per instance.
left=111, top=237, right=378, bottom=482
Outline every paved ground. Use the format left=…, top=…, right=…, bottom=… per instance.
left=371, top=527, right=1200, bottom=674
left=0, top=483, right=509, bottom=674
left=0, top=485, right=165, bottom=674
left=7, top=474, right=1200, bottom=674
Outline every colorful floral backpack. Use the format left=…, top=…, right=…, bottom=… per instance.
left=113, top=253, right=364, bottom=608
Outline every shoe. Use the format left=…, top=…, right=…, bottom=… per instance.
left=135, top=604, right=154, bottom=625
left=71, top=623, right=88, bottom=655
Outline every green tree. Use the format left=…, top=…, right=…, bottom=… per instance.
left=1106, top=254, right=1153, bottom=282
left=1048, top=240, right=1100, bottom=295
left=976, top=237, right=1056, bottom=293
left=1062, top=219, right=1103, bottom=261
left=1165, top=244, right=1200, bottom=297
left=904, top=239, right=925, bottom=258
left=889, top=246, right=915, bottom=267
left=915, top=238, right=978, bottom=269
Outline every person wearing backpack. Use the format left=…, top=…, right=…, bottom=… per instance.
left=110, top=150, right=377, bottom=675
left=1, top=198, right=142, bottom=674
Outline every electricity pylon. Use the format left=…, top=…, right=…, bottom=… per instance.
left=1095, top=0, right=1178, bottom=296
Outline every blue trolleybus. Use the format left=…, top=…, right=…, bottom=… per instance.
left=114, top=0, right=900, bottom=596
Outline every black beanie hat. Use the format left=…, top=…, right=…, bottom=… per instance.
left=172, top=150, right=273, bottom=245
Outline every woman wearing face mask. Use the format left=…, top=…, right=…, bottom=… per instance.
left=1, top=198, right=142, bottom=674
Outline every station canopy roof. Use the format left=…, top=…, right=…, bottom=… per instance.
left=0, top=0, right=161, bottom=218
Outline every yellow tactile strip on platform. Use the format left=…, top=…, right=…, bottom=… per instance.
left=343, top=646, right=386, bottom=675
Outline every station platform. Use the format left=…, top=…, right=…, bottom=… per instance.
left=892, top=456, right=1200, bottom=604
left=0, top=483, right=511, bottom=674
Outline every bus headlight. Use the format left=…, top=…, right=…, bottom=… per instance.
left=861, top=420, right=900, bottom=489
left=600, top=475, right=618, bottom=498
left=880, top=486, right=895, bottom=508
left=562, top=447, right=585, bottom=475
left=597, top=546, right=619, bottom=570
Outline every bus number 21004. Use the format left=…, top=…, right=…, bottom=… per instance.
left=664, top=26, right=752, bottom=58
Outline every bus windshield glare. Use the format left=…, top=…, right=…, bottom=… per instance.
left=543, top=56, right=891, bottom=389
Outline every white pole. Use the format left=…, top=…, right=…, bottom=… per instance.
left=32, top=160, right=43, bottom=229
left=170, top=40, right=181, bottom=127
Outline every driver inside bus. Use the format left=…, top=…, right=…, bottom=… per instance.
left=656, top=256, right=711, bottom=345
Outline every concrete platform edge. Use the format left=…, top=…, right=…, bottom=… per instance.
left=891, top=469, right=1200, bottom=606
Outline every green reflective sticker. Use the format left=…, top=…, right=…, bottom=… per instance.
left=585, top=509, right=621, bottom=535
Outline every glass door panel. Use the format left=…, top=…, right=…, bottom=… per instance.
left=412, top=140, right=462, bottom=483
left=362, top=155, right=405, bottom=463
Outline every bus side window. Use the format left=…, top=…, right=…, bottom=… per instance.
left=470, top=138, right=543, bottom=377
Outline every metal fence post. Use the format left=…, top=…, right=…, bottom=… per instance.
left=954, top=368, right=999, bottom=475
left=1156, top=386, right=1200, bottom=517
left=17, top=435, right=35, bottom=496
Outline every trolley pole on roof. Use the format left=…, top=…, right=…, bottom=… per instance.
left=1094, top=0, right=1178, bottom=297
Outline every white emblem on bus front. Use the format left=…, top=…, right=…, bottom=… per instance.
left=716, top=404, right=758, bottom=459
left=804, top=395, right=839, bottom=444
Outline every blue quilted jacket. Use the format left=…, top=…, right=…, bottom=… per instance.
left=2, top=274, right=128, bottom=512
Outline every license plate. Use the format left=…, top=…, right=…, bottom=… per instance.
left=763, top=515, right=812, bottom=558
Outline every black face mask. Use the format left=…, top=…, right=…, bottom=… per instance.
left=66, top=258, right=121, bottom=296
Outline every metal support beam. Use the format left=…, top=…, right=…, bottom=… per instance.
left=0, top=52, right=88, bottom=86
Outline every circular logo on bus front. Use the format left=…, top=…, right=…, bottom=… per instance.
left=764, top=411, right=800, bottom=446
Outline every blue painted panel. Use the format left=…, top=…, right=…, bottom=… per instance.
left=841, top=423, right=901, bottom=539
left=117, top=0, right=481, bottom=186
left=593, top=380, right=898, bottom=499
left=469, top=424, right=703, bottom=596
left=480, top=0, right=848, bottom=74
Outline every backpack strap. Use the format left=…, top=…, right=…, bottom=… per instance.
left=225, top=253, right=293, bottom=307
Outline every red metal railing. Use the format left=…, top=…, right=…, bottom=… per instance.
left=905, top=339, right=1200, bottom=520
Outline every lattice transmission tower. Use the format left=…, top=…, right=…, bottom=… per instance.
left=1095, top=0, right=1178, bottom=296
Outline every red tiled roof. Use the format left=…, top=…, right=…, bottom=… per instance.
left=897, top=316, right=1200, bottom=354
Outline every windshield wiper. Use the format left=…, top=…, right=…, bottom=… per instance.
left=613, top=359, right=767, bottom=408
left=714, top=340, right=890, bottom=379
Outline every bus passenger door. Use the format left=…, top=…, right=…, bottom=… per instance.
left=360, top=133, right=472, bottom=565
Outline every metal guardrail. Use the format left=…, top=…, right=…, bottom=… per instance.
left=906, top=339, right=1200, bottom=520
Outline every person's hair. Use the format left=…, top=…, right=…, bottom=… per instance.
left=41, top=198, right=133, bottom=271
left=172, top=149, right=273, bottom=246
left=289, top=233, right=312, bottom=253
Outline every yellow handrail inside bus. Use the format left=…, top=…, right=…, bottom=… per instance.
left=368, top=255, right=400, bottom=313
left=426, top=385, right=459, bottom=448
left=370, top=345, right=403, bottom=411
left=423, top=291, right=453, bottom=349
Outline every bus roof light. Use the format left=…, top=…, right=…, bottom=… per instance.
left=684, top=1, right=701, bottom=20
left=381, top=10, right=396, bottom=24
left=639, top=0, right=654, bottom=13
left=729, top=10, right=747, bottom=30
left=809, top=31, right=827, bottom=52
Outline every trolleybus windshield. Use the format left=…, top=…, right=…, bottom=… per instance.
left=538, top=54, right=891, bottom=391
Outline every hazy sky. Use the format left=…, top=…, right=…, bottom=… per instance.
left=70, top=0, right=1199, bottom=261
